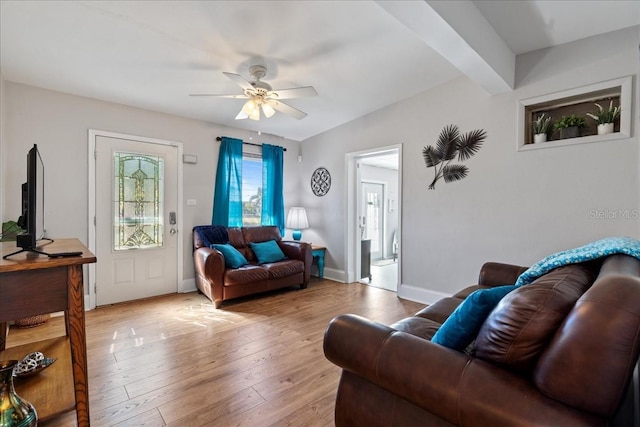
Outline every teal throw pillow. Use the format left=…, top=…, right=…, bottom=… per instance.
left=431, top=285, right=517, bottom=351
left=250, top=240, right=286, bottom=264
left=210, top=243, right=248, bottom=269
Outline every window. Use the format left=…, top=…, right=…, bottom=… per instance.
left=242, top=153, right=263, bottom=226
left=113, top=152, right=164, bottom=250
left=213, top=137, right=284, bottom=233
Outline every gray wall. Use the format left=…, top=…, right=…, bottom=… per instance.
left=299, top=26, right=640, bottom=301
left=1, top=26, right=638, bottom=304
left=1, top=82, right=302, bottom=286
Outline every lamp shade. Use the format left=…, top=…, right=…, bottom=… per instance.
left=286, top=207, right=309, bottom=241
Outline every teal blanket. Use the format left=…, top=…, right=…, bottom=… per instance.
left=515, top=237, right=640, bottom=287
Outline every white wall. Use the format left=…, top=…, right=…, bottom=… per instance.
left=300, top=26, right=640, bottom=302
left=2, top=82, right=301, bottom=284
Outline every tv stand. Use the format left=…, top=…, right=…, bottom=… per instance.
left=1, top=238, right=96, bottom=426
left=2, top=238, right=63, bottom=260
left=3, top=247, right=50, bottom=259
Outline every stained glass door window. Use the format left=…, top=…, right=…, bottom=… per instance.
left=113, top=152, right=164, bottom=250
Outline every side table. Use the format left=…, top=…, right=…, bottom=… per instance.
left=1, top=238, right=96, bottom=427
left=311, top=245, right=326, bottom=278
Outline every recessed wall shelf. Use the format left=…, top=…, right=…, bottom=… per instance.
left=517, top=76, right=632, bottom=151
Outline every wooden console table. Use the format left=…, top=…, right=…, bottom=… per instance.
left=0, top=238, right=96, bottom=426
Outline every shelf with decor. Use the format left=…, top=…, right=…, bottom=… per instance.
left=0, top=238, right=96, bottom=427
left=517, top=76, right=631, bottom=151
left=1, top=337, right=76, bottom=421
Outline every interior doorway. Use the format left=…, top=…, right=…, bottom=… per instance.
left=346, top=145, right=401, bottom=292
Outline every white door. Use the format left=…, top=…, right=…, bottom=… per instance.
left=361, top=181, right=384, bottom=261
left=95, top=136, right=179, bottom=306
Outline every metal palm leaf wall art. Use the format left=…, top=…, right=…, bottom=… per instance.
left=422, top=124, right=486, bottom=190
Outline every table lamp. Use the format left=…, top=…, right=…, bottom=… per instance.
left=286, top=207, right=309, bottom=241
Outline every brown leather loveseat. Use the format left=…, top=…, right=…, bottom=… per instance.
left=193, top=225, right=312, bottom=308
left=324, top=254, right=640, bottom=426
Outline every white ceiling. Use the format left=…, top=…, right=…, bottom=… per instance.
left=1, top=1, right=638, bottom=142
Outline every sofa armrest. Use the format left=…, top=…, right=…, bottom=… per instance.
left=324, top=314, right=602, bottom=427
left=193, top=247, right=225, bottom=305
left=278, top=241, right=312, bottom=284
left=478, top=262, right=528, bottom=287
left=324, top=314, right=469, bottom=423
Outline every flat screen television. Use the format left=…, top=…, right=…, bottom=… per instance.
left=4, top=144, right=81, bottom=259
left=16, top=144, right=45, bottom=250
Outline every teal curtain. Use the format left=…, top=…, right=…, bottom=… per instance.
left=212, top=137, right=243, bottom=227
left=261, top=143, right=285, bottom=235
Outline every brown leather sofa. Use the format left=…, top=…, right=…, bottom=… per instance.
left=324, top=255, right=640, bottom=426
left=193, top=225, right=312, bottom=308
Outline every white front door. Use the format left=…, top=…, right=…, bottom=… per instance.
left=95, top=135, right=179, bottom=306
left=361, top=181, right=384, bottom=261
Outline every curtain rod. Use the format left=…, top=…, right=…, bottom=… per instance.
left=216, top=136, right=287, bottom=151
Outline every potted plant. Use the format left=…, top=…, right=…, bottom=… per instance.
left=586, top=100, right=620, bottom=135
left=553, top=114, right=586, bottom=139
left=531, top=113, right=552, bottom=143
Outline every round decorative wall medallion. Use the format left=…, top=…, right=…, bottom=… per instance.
left=311, top=167, right=331, bottom=196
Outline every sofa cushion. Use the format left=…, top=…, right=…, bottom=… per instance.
left=474, top=264, right=595, bottom=372
left=243, top=226, right=281, bottom=243
left=414, top=297, right=465, bottom=325
left=265, top=259, right=304, bottom=279
left=250, top=240, right=286, bottom=264
left=227, top=228, right=245, bottom=248
left=210, top=243, right=248, bottom=269
left=431, top=285, right=517, bottom=351
left=224, top=265, right=269, bottom=286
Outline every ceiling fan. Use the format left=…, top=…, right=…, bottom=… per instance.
left=190, top=65, right=317, bottom=121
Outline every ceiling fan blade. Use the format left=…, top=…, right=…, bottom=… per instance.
left=189, top=93, right=249, bottom=99
left=223, top=72, right=255, bottom=91
left=268, top=86, right=318, bottom=100
left=268, top=100, right=308, bottom=120
left=235, top=110, right=249, bottom=120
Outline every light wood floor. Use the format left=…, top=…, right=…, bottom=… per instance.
left=6, top=279, right=423, bottom=427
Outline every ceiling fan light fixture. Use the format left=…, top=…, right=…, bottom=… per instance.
left=248, top=105, right=261, bottom=121
left=193, top=64, right=316, bottom=121
left=242, top=98, right=259, bottom=116
left=262, top=103, right=275, bottom=118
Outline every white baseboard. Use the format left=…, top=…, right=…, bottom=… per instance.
left=397, top=284, right=451, bottom=306
left=83, top=277, right=447, bottom=310
left=180, top=278, right=197, bottom=293
left=322, top=267, right=347, bottom=283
